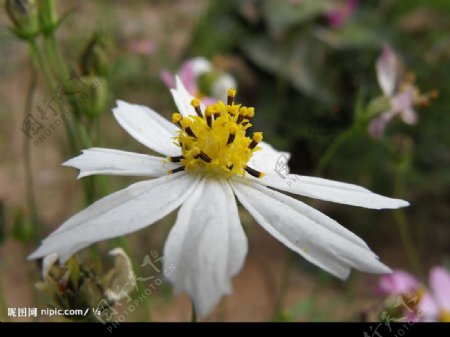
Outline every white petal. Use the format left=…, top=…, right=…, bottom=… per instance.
left=163, top=178, right=247, bottom=317
left=28, top=173, right=199, bottom=262
left=170, top=76, right=206, bottom=117
left=211, top=73, right=237, bottom=102
left=376, top=44, right=401, bottom=97
left=63, top=148, right=178, bottom=179
left=113, top=100, right=180, bottom=156
left=232, top=180, right=392, bottom=279
left=248, top=141, right=291, bottom=174
left=42, top=253, right=58, bottom=279
left=254, top=173, right=409, bottom=209
left=189, top=57, right=212, bottom=77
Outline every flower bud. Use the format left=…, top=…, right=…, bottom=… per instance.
left=36, top=248, right=136, bottom=322
left=80, top=33, right=112, bottom=77
left=37, top=0, right=59, bottom=35
left=5, top=0, right=40, bottom=40
left=64, top=75, right=109, bottom=119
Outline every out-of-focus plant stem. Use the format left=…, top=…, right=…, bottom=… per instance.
left=191, top=301, right=197, bottom=322
left=24, top=57, right=41, bottom=242
left=40, top=30, right=112, bottom=200
left=28, top=39, right=79, bottom=153
left=271, top=250, right=294, bottom=321
left=393, top=151, right=423, bottom=276
left=315, top=123, right=362, bottom=176
left=0, top=283, right=8, bottom=322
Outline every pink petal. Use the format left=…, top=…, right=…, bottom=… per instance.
left=418, top=292, right=440, bottom=321
left=160, top=69, right=176, bottom=89
left=200, top=96, right=217, bottom=106
left=368, top=110, right=397, bottom=138
left=327, top=0, right=358, bottom=28
left=179, top=60, right=198, bottom=94
left=391, top=87, right=414, bottom=114
left=376, top=44, right=400, bottom=97
left=377, top=269, right=421, bottom=295
left=429, top=267, right=450, bottom=310
left=401, top=107, right=418, bottom=125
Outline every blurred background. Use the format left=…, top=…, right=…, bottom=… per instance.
left=0, top=0, right=449, bottom=322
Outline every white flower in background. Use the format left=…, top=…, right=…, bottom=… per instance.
left=369, top=44, right=438, bottom=138
left=161, top=56, right=237, bottom=105
left=29, top=78, right=409, bottom=316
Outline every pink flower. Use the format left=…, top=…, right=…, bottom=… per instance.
left=419, top=267, right=450, bottom=322
left=377, top=269, right=421, bottom=296
left=368, top=44, right=417, bottom=138
left=327, top=0, right=358, bottom=28
left=160, top=57, right=236, bottom=106
left=368, top=44, right=437, bottom=138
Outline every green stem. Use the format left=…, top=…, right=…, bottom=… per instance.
left=44, top=33, right=69, bottom=81
left=191, top=301, right=197, bottom=322
left=0, top=282, right=8, bottom=322
left=29, top=39, right=55, bottom=92
left=393, top=156, right=423, bottom=276
left=24, top=56, right=41, bottom=242
left=393, top=209, right=422, bottom=275
left=271, top=251, right=294, bottom=321
left=315, top=124, right=360, bottom=176
left=28, top=39, right=80, bottom=153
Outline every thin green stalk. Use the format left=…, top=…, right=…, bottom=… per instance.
left=24, top=57, right=41, bottom=241
left=29, top=39, right=55, bottom=92
left=0, top=282, right=8, bottom=322
left=28, top=39, right=80, bottom=153
left=42, top=31, right=113, bottom=201
left=393, top=156, right=423, bottom=276
left=191, top=301, right=197, bottom=322
left=393, top=209, right=422, bottom=275
left=44, top=33, right=69, bottom=81
left=315, top=124, right=360, bottom=176
left=271, top=251, right=294, bottom=321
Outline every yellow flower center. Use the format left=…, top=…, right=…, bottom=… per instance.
left=168, top=88, right=264, bottom=178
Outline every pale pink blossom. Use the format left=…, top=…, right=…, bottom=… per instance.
left=369, top=44, right=417, bottom=138
left=327, top=0, right=358, bottom=27
left=419, top=267, right=450, bottom=322
left=161, top=57, right=236, bottom=106
left=377, top=269, right=421, bottom=296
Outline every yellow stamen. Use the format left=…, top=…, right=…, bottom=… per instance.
left=227, top=88, right=236, bottom=105
left=191, top=98, right=203, bottom=117
left=248, top=132, right=263, bottom=150
left=172, top=88, right=264, bottom=177
left=172, top=112, right=182, bottom=127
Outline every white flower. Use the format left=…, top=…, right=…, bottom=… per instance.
left=29, top=77, right=409, bottom=316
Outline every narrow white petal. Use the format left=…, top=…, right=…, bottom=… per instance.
left=113, top=100, right=180, bottom=156
left=63, top=148, right=178, bottom=179
left=163, top=178, right=247, bottom=317
left=234, top=177, right=370, bottom=250
left=248, top=141, right=291, bottom=174
left=170, top=76, right=206, bottom=117
left=28, top=173, right=199, bottom=262
left=41, top=253, right=58, bottom=279
left=254, top=173, right=409, bottom=209
left=231, top=180, right=392, bottom=279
